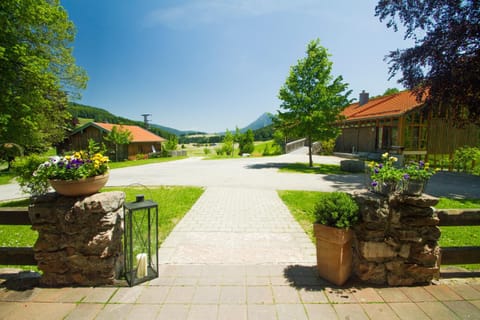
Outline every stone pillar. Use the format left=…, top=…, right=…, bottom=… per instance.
left=352, top=191, right=440, bottom=286
left=29, top=191, right=125, bottom=287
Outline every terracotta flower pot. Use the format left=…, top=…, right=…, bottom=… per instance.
left=314, top=223, right=353, bottom=286
left=49, top=173, right=109, bottom=197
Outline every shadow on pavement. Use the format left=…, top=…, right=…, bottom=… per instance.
left=425, top=171, right=480, bottom=199
left=245, top=163, right=286, bottom=170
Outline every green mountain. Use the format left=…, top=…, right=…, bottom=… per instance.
left=241, top=113, right=273, bottom=132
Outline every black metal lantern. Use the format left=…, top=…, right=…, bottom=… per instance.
left=124, top=195, right=159, bottom=286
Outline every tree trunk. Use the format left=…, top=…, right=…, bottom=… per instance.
left=308, top=136, right=313, bottom=167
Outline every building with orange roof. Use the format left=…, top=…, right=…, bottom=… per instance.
left=65, top=122, right=166, bottom=161
left=335, top=90, right=479, bottom=157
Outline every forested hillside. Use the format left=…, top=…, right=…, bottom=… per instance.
left=67, top=102, right=171, bottom=138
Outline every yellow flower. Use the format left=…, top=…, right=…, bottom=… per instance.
left=74, top=152, right=81, bottom=158
left=382, top=152, right=389, bottom=159
left=390, top=156, right=398, bottom=162
left=368, top=161, right=375, bottom=168
left=65, top=155, right=71, bottom=161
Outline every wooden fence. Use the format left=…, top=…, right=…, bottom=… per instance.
left=0, top=207, right=479, bottom=268
left=436, top=209, right=480, bottom=265
left=0, top=207, right=36, bottom=265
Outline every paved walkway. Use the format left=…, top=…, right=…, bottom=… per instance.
left=1, top=153, right=480, bottom=319
left=158, top=187, right=316, bottom=265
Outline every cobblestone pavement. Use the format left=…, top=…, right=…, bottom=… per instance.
left=1, top=152, right=480, bottom=319
left=158, top=187, right=316, bottom=265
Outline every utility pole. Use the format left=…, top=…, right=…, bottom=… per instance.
left=141, top=114, right=152, bottom=129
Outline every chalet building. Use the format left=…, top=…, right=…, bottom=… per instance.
left=335, top=90, right=479, bottom=158
left=65, top=122, right=166, bottom=161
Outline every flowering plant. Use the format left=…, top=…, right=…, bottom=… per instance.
left=36, top=151, right=109, bottom=181
left=401, top=160, right=436, bottom=182
left=368, top=152, right=402, bottom=190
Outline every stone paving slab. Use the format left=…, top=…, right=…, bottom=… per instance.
left=158, top=187, right=316, bottom=265
left=1, top=265, right=480, bottom=319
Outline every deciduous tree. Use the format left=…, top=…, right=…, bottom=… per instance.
left=0, top=0, right=87, bottom=155
left=104, top=126, right=133, bottom=161
left=277, top=39, right=351, bottom=166
left=376, top=0, right=480, bottom=124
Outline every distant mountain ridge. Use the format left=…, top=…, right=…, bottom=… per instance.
left=241, top=113, right=273, bottom=132
left=67, top=102, right=273, bottom=136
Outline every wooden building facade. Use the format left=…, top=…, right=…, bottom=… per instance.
left=65, top=122, right=166, bottom=161
left=335, top=90, right=479, bottom=157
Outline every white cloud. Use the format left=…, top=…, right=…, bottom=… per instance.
left=144, top=0, right=322, bottom=28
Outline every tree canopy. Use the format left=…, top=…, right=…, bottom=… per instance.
left=376, top=0, right=480, bottom=124
left=276, top=39, right=351, bottom=166
left=0, top=0, right=87, bottom=154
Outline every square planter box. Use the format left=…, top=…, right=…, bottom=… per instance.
left=314, top=223, right=353, bottom=286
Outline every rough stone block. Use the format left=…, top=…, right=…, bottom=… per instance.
left=359, top=241, right=397, bottom=261
left=354, top=260, right=386, bottom=284
left=30, top=191, right=125, bottom=287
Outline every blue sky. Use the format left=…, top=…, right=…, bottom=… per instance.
left=61, top=0, right=412, bottom=133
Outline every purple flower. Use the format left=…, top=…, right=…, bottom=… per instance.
left=371, top=181, right=378, bottom=187
left=374, top=168, right=379, bottom=174
left=378, top=163, right=384, bottom=169
left=403, top=173, right=410, bottom=180
left=419, top=160, right=425, bottom=168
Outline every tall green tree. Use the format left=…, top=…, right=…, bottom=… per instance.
left=239, top=129, right=255, bottom=154
left=104, top=126, right=133, bottom=162
left=0, top=0, right=87, bottom=155
left=222, top=130, right=234, bottom=156
left=277, top=39, right=351, bottom=167
left=376, top=0, right=480, bottom=125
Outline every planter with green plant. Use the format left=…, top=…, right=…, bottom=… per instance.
left=368, top=152, right=402, bottom=195
left=313, top=192, right=359, bottom=286
left=400, top=160, right=436, bottom=196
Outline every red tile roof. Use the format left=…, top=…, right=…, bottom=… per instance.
left=92, top=123, right=166, bottom=142
left=342, top=90, right=425, bottom=121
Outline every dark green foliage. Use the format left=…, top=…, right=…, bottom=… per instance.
left=11, top=154, right=49, bottom=195
left=0, top=0, right=87, bottom=153
left=453, top=146, right=480, bottom=174
left=314, top=192, right=359, bottom=228
left=239, top=129, right=255, bottom=154
left=376, top=0, right=480, bottom=125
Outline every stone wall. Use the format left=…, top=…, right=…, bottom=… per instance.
left=352, top=192, right=440, bottom=286
left=29, top=191, right=125, bottom=287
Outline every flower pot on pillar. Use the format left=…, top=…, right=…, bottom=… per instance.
left=49, top=173, right=109, bottom=197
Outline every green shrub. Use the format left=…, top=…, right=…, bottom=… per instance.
left=313, top=192, right=359, bottom=228
left=203, top=147, right=211, bottom=155
left=215, top=147, right=224, bottom=156
left=453, top=146, right=480, bottom=173
left=12, top=154, right=49, bottom=195
left=320, top=139, right=335, bottom=155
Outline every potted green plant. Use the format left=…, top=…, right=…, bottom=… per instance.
left=313, top=192, right=359, bottom=286
left=368, top=152, right=402, bottom=195
left=401, top=160, right=436, bottom=196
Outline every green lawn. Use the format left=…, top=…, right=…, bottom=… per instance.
left=0, top=186, right=204, bottom=271
left=278, top=190, right=480, bottom=270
